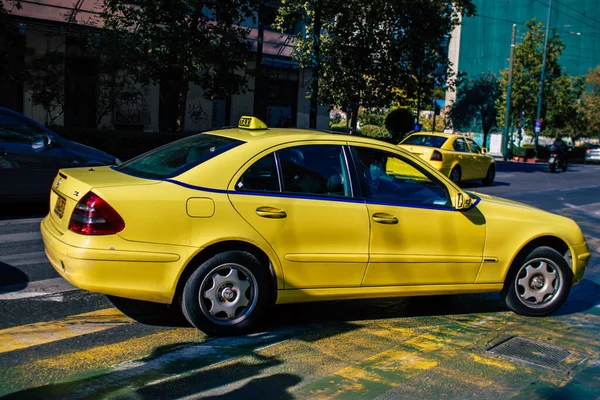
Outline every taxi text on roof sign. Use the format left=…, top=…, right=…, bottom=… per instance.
left=238, top=116, right=268, bottom=130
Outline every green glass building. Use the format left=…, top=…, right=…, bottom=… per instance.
left=457, top=0, right=600, bottom=78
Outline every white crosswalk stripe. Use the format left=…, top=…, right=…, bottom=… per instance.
left=0, top=251, right=48, bottom=266
left=0, top=278, right=77, bottom=300
left=0, top=217, right=42, bottom=226
left=0, top=231, right=42, bottom=244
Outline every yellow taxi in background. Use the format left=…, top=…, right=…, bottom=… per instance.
left=398, top=132, right=496, bottom=186
left=41, top=117, right=589, bottom=336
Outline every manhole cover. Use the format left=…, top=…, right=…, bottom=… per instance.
left=486, top=336, right=575, bottom=371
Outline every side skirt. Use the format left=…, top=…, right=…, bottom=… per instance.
left=275, top=283, right=503, bottom=304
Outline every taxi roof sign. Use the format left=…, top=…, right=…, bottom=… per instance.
left=238, top=116, right=268, bottom=130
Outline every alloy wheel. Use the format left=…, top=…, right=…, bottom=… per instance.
left=199, top=263, right=258, bottom=325
left=514, top=258, right=562, bottom=309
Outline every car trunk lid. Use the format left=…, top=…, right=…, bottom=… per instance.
left=398, top=144, right=435, bottom=161
left=48, top=166, right=159, bottom=234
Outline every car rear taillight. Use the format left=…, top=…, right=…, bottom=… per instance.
left=586, top=149, right=591, bottom=154
left=430, top=150, right=443, bottom=161
left=68, top=192, right=125, bottom=235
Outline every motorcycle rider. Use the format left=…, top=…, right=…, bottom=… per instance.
left=552, top=134, right=568, bottom=164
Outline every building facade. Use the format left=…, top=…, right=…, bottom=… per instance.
left=0, top=0, right=330, bottom=132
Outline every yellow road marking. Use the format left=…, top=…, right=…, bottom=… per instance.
left=0, top=309, right=132, bottom=354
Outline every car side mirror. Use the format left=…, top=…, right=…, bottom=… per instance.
left=481, top=147, right=488, bottom=154
left=455, top=192, right=472, bottom=210
left=32, top=135, right=52, bottom=151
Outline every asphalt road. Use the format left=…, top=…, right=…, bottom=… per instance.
left=0, top=161, right=599, bottom=399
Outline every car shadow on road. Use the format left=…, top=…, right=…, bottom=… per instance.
left=552, top=278, right=600, bottom=316
left=0, top=263, right=28, bottom=293
left=264, top=292, right=509, bottom=331
left=106, top=295, right=190, bottom=327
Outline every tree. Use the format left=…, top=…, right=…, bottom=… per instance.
left=496, top=19, right=583, bottom=138
left=100, top=0, right=260, bottom=131
left=276, top=0, right=475, bottom=133
left=450, top=72, right=501, bottom=147
left=86, top=32, right=145, bottom=128
left=578, top=66, right=600, bottom=138
left=25, top=52, right=65, bottom=126
left=384, top=107, right=414, bottom=142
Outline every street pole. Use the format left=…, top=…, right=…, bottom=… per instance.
left=309, top=0, right=321, bottom=129
left=432, top=95, right=436, bottom=133
left=535, top=0, right=552, bottom=157
left=502, top=24, right=517, bottom=161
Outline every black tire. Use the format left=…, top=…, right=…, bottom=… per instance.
left=449, top=166, right=461, bottom=185
left=501, top=246, right=573, bottom=316
left=181, top=250, right=271, bottom=336
left=549, top=164, right=556, bottom=173
left=482, top=164, right=495, bottom=186
left=562, top=162, right=568, bottom=172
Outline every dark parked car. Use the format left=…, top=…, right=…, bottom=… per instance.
left=0, top=107, right=120, bottom=200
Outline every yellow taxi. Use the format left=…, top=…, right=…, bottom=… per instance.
left=41, top=117, right=590, bottom=335
left=398, top=132, right=496, bottom=185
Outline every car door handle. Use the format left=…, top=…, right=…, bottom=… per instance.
left=372, top=213, right=398, bottom=224
left=256, top=206, right=287, bottom=219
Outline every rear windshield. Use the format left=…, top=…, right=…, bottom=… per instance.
left=401, top=135, right=448, bottom=148
left=114, top=134, right=244, bottom=179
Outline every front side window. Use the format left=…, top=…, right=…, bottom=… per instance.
left=236, top=152, right=280, bottom=192
left=467, top=139, right=482, bottom=154
left=114, top=134, right=244, bottom=179
left=278, top=145, right=352, bottom=197
left=0, top=111, right=48, bottom=144
left=352, top=146, right=450, bottom=207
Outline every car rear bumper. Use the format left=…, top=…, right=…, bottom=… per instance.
left=40, top=215, right=191, bottom=304
left=584, top=154, right=600, bottom=162
left=572, top=241, right=590, bottom=285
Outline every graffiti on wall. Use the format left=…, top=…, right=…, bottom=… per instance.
left=187, top=100, right=208, bottom=125
left=115, top=88, right=151, bottom=126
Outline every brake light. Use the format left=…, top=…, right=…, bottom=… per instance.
left=68, top=192, right=125, bottom=235
left=430, top=150, right=443, bottom=161
left=586, top=149, right=591, bottom=153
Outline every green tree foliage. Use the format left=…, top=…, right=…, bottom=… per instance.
left=384, top=107, right=414, bottom=142
left=450, top=72, right=501, bottom=147
left=100, top=0, right=260, bottom=131
left=275, top=0, right=475, bottom=132
left=578, top=66, right=600, bottom=138
left=496, top=19, right=584, bottom=137
left=359, top=124, right=391, bottom=141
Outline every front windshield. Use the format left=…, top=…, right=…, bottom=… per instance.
left=401, top=135, right=448, bottom=148
left=114, top=133, right=244, bottom=179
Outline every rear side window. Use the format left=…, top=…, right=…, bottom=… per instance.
left=401, top=135, right=448, bottom=148
left=453, top=138, right=468, bottom=152
left=236, top=153, right=280, bottom=192
left=115, top=134, right=244, bottom=179
left=278, top=145, right=352, bottom=197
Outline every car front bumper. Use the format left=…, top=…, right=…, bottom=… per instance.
left=572, top=241, right=590, bottom=285
left=40, top=215, right=194, bottom=304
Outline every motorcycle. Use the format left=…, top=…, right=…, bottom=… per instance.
left=548, top=145, right=568, bottom=172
